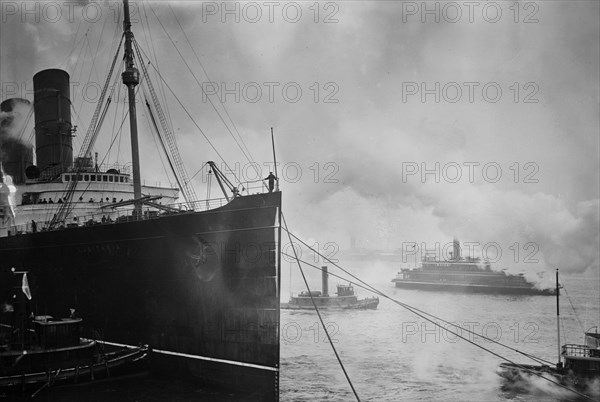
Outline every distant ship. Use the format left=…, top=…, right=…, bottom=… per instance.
left=392, top=239, right=554, bottom=296
left=0, top=1, right=280, bottom=399
left=282, top=266, right=379, bottom=310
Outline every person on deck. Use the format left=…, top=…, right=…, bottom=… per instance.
left=265, top=172, right=277, bottom=192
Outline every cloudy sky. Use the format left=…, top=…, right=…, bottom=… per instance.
left=1, top=1, right=598, bottom=280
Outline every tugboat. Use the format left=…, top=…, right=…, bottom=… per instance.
left=282, top=266, right=379, bottom=310
left=497, top=270, right=600, bottom=397
left=392, top=239, right=555, bottom=295
left=1, top=270, right=148, bottom=394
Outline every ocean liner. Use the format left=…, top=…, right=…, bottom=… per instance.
left=392, top=239, right=554, bottom=296
left=0, top=1, right=281, bottom=399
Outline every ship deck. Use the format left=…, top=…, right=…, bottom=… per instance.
left=393, top=279, right=554, bottom=295
left=4, top=196, right=233, bottom=237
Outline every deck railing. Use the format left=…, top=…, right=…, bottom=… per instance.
left=6, top=196, right=231, bottom=236
left=562, top=344, right=599, bottom=358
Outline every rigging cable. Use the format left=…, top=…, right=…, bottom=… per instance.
left=132, top=39, right=198, bottom=206
left=150, top=3, right=266, bottom=191
left=281, top=249, right=551, bottom=364
left=281, top=214, right=361, bottom=402
left=280, top=228, right=596, bottom=401
left=142, top=103, right=177, bottom=189
left=140, top=0, right=175, bottom=136
left=142, top=88, right=182, bottom=194
left=65, top=83, right=144, bottom=214
left=135, top=46, right=242, bottom=186
left=49, top=36, right=124, bottom=228
left=286, top=230, right=556, bottom=365
left=286, top=230, right=555, bottom=362
left=280, top=250, right=595, bottom=401
left=85, top=11, right=109, bottom=89
left=15, top=107, right=34, bottom=142
left=167, top=2, right=259, bottom=176
left=72, top=34, right=93, bottom=138
left=166, top=2, right=258, bottom=164
left=60, top=18, right=83, bottom=71
left=110, top=64, right=126, bottom=166
left=562, top=283, right=586, bottom=334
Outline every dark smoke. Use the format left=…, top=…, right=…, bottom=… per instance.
left=0, top=99, right=34, bottom=183
left=0, top=98, right=32, bottom=141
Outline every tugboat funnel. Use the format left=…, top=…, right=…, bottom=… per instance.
left=322, top=266, right=329, bottom=297
left=453, top=238, right=461, bottom=261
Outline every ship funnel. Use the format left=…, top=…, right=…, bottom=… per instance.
left=322, top=266, right=329, bottom=296
left=33, top=69, right=73, bottom=176
left=0, top=98, right=34, bottom=184
left=453, top=238, right=461, bottom=261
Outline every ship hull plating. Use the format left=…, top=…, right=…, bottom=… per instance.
left=0, top=192, right=281, bottom=400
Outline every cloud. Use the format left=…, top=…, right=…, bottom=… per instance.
left=0, top=1, right=598, bottom=280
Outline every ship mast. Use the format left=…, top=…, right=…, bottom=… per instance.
left=122, top=0, right=142, bottom=216
left=556, top=268, right=561, bottom=368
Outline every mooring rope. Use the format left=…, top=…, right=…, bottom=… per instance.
left=282, top=214, right=361, bottom=402
left=281, top=227, right=596, bottom=401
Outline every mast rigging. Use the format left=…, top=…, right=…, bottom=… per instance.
left=122, top=0, right=142, bottom=217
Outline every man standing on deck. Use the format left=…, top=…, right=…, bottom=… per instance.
left=265, top=172, right=277, bottom=192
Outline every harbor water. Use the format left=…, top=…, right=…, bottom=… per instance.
left=279, top=261, right=599, bottom=401
left=3, top=261, right=598, bottom=401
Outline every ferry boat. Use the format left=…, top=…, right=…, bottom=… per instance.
left=282, top=266, right=379, bottom=310
left=391, top=239, right=554, bottom=296
left=0, top=1, right=281, bottom=399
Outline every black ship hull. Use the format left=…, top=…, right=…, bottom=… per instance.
left=0, top=192, right=281, bottom=400
left=393, top=280, right=554, bottom=296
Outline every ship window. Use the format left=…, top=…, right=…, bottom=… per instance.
left=91, top=175, right=96, bottom=182
left=77, top=174, right=82, bottom=181
left=64, top=175, right=70, bottom=182
left=103, top=175, right=107, bottom=182
left=84, top=175, right=89, bottom=181
left=109, top=176, right=114, bottom=182
left=119, top=177, right=123, bottom=183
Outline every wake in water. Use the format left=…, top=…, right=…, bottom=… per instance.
left=499, top=370, right=600, bottom=401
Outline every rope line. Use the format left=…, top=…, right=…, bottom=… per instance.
left=152, top=3, right=267, bottom=191
left=563, top=284, right=586, bottom=334
left=134, top=46, right=240, bottom=185
left=282, top=214, right=361, bottom=402
left=285, top=230, right=554, bottom=365
left=281, top=227, right=595, bottom=401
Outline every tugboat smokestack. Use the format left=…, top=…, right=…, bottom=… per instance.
left=453, top=238, right=461, bottom=261
left=322, top=266, right=329, bottom=297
